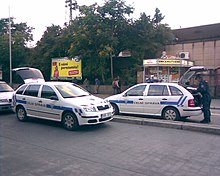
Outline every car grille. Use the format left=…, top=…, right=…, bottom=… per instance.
left=97, top=105, right=110, bottom=110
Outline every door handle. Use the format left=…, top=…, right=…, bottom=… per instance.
left=22, top=98, right=25, bottom=100
left=162, top=98, right=167, bottom=100
left=139, top=98, right=143, bottom=100
left=38, top=100, right=42, bottom=103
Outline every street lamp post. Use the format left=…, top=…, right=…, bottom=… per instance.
left=9, top=6, right=12, bottom=85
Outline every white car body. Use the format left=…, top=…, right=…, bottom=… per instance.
left=12, top=67, right=113, bottom=130
left=0, top=81, right=14, bottom=111
left=105, top=82, right=202, bottom=120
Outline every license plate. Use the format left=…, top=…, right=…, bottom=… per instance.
left=101, top=112, right=112, bottom=118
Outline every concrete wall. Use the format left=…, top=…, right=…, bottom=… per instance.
left=165, top=40, right=220, bottom=69
left=165, top=40, right=220, bottom=98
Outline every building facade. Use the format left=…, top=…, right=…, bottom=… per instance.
left=140, top=23, right=220, bottom=97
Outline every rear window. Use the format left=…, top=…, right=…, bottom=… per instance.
left=147, top=85, right=169, bottom=96
left=23, top=85, right=40, bottom=97
left=16, top=85, right=28, bottom=94
left=169, top=86, right=183, bottom=96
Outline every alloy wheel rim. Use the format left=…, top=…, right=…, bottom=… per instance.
left=18, top=109, right=25, bottom=120
left=65, top=115, right=74, bottom=128
left=165, top=110, right=176, bottom=120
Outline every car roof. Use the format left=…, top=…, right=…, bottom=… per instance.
left=23, top=81, right=73, bottom=86
left=135, top=82, right=180, bottom=86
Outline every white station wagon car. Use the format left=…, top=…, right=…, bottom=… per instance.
left=0, top=81, right=14, bottom=111
left=105, top=82, right=202, bottom=121
left=12, top=67, right=113, bottom=130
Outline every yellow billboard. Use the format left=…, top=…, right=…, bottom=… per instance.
left=51, top=57, right=82, bottom=80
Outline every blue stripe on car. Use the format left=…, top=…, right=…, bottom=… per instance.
left=180, top=96, right=187, bottom=105
left=16, top=100, right=27, bottom=104
left=109, top=100, right=134, bottom=104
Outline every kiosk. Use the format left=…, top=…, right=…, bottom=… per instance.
left=143, top=55, right=194, bottom=83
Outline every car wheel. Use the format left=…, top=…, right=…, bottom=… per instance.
left=111, top=103, right=119, bottom=115
left=62, top=112, right=79, bottom=131
left=16, top=106, right=28, bottom=122
left=162, top=107, right=180, bottom=121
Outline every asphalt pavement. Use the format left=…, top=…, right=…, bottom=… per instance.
left=96, top=94, right=220, bottom=135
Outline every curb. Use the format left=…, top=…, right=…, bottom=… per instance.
left=211, top=106, right=220, bottom=110
left=112, top=116, right=220, bottom=135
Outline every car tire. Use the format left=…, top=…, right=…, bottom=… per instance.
left=62, top=112, right=79, bottom=131
left=162, top=107, right=180, bottom=121
left=111, top=103, right=119, bottom=115
left=16, top=106, right=28, bottom=122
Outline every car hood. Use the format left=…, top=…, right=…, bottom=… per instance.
left=179, top=66, right=208, bottom=87
left=0, top=91, right=14, bottom=100
left=104, top=94, right=122, bottom=101
left=13, top=67, right=45, bottom=84
left=65, top=95, right=109, bottom=107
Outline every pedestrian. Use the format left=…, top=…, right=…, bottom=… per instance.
left=72, top=77, right=78, bottom=84
left=95, top=78, right=100, bottom=94
left=83, top=78, right=90, bottom=92
left=195, top=74, right=212, bottom=123
left=112, top=78, right=120, bottom=94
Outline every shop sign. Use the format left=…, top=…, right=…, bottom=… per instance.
left=143, top=59, right=157, bottom=65
left=188, top=61, right=194, bottom=66
left=158, top=59, right=180, bottom=65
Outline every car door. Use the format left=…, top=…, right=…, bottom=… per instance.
left=38, top=85, right=61, bottom=121
left=120, top=85, right=147, bottom=114
left=22, top=84, right=41, bottom=117
left=144, top=84, right=170, bottom=115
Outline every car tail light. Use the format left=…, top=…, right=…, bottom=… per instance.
left=188, top=99, right=195, bottom=107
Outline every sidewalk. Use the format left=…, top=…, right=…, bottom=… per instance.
left=210, top=99, right=220, bottom=110
left=96, top=94, right=220, bottom=135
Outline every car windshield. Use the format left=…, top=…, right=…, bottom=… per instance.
left=0, top=83, right=14, bottom=92
left=55, top=83, right=90, bottom=98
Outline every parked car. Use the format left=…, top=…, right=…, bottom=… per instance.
left=105, top=82, right=202, bottom=121
left=0, top=81, right=14, bottom=111
left=12, top=67, right=113, bottom=130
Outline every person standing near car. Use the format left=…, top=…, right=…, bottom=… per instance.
left=195, top=74, right=211, bottom=123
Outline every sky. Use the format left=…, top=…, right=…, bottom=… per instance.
left=1, top=0, right=219, bottom=45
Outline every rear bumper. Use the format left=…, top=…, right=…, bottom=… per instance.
left=182, top=107, right=202, bottom=116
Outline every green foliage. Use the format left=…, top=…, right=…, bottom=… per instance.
left=0, top=0, right=173, bottom=85
left=0, top=18, right=33, bottom=82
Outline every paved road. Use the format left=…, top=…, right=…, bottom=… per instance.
left=1, top=112, right=220, bottom=176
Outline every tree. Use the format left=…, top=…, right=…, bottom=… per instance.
left=0, top=18, right=34, bottom=82
left=29, top=25, right=70, bottom=80
left=68, top=0, right=134, bottom=84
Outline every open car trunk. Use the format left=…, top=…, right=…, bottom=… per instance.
left=178, top=66, right=208, bottom=107
left=12, top=67, right=45, bottom=84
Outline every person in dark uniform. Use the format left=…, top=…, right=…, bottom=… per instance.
left=195, top=74, right=211, bottom=123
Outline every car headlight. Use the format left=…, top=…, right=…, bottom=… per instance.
left=82, top=106, right=97, bottom=112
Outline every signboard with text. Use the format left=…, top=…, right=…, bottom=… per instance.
left=51, top=57, right=82, bottom=80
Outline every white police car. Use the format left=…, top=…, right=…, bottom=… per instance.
left=0, top=81, right=14, bottom=111
left=12, top=67, right=113, bottom=130
left=105, top=82, right=202, bottom=121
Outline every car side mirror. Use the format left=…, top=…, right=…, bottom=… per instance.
left=50, top=95, right=58, bottom=100
left=123, top=93, right=127, bottom=97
